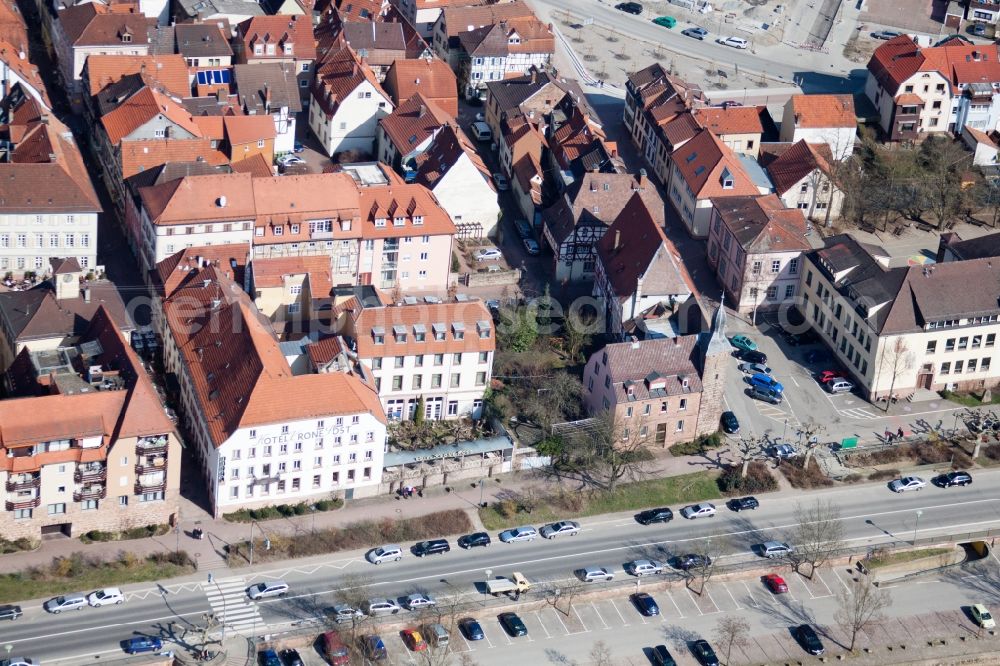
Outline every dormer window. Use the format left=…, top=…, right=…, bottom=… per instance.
left=432, top=323, right=446, bottom=341
left=372, top=326, right=385, bottom=344
left=393, top=216, right=405, bottom=227
left=375, top=217, right=386, bottom=227
left=720, top=168, right=734, bottom=189
left=273, top=226, right=283, bottom=236
left=412, top=215, right=423, bottom=225
left=121, top=32, right=132, bottom=43
left=266, top=44, right=276, bottom=55
left=283, top=43, right=293, bottom=55
left=413, top=323, right=426, bottom=341
left=341, top=220, right=351, bottom=231
left=477, top=320, right=491, bottom=338
left=393, top=325, right=406, bottom=342
left=452, top=322, right=465, bottom=340
left=254, top=44, right=263, bottom=55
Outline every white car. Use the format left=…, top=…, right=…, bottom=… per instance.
left=680, top=503, right=717, bottom=519
left=277, top=154, right=305, bottom=167
left=625, top=559, right=663, bottom=576
left=738, top=362, right=772, bottom=375
left=540, top=520, right=580, bottom=539
left=474, top=247, right=503, bottom=262
left=247, top=580, right=289, bottom=600
left=492, top=172, right=509, bottom=191
left=719, top=36, right=748, bottom=49
left=87, top=588, right=125, bottom=607
left=366, top=544, right=403, bottom=564
left=404, top=593, right=436, bottom=610
left=499, top=526, right=538, bottom=543
left=889, top=476, right=926, bottom=493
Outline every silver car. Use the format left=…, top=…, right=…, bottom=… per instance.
left=44, top=594, right=87, bottom=613
left=364, top=598, right=402, bottom=617
left=577, top=566, right=614, bottom=582
left=680, top=503, right=717, bottom=519
left=540, top=521, right=580, bottom=539
left=625, top=559, right=663, bottom=576
left=404, top=593, right=436, bottom=610
left=499, top=526, right=537, bottom=543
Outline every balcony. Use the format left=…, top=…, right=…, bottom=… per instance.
left=135, top=460, right=166, bottom=475
left=73, top=486, right=106, bottom=502
left=137, top=436, right=169, bottom=457
left=5, top=475, right=40, bottom=492
left=74, top=466, right=106, bottom=483
left=134, top=481, right=166, bottom=495
left=6, top=497, right=40, bottom=511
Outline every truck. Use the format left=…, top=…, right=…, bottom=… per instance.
left=484, top=572, right=531, bottom=597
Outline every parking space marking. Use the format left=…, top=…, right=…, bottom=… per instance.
left=572, top=606, right=591, bottom=633
left=665, top=589, right=686, bottom=618
left=609, top=599, right=631, bottom=627
left=456, top=631, right=475, bottom=653
left=832, top=567, right=855, bottom=593
left=814, top=570, right=835, bottom=598
left=684, top=587, right=705, bottom=615
left=740, top=581, right=761, bottom=608
left=551, top=607, right=573, bottom=635
left=723, top=583, right=743, bottom=610
left=590, top=601, right=610, bottom=629
left=533, top=610, right=552, bottom=639
left=703, top=586, right=724, bottom=615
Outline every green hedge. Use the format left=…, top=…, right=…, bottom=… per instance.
left=223, top=499, right=343, bottom=523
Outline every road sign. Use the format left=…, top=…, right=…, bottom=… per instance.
left=841, top=436, right=859, bottom=449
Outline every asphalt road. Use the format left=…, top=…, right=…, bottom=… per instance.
left=9, top=470, right=1000, bottom=663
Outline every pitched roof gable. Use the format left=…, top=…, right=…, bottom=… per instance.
left=670, top=129, right=759, bottom=198
left=101, top=86, right=203, bottom=145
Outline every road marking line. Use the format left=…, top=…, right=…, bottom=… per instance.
left=590, top=601, right=610, bottom=629
left=703, top=586, right=724, bottom=614
left=814, top=570, right=835, bottom=597
left=724, top=583, right=743, bottom=610
left=533, top=610, right=552, bottom=639
left=684, top=587, right=705, bottom=615
left=573, top=606, right=591, bottom=633
left=740, top=581, right=760, bottom=608
left=665, top=589, right=686, bottom=618
left=832, top=567, right=855, bottom=593
left=551, top=607, right=573, bottom=635
left=609, top=599, right=630, bottom=627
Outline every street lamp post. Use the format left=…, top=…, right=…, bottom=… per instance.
left=913, top=510, right=923, bottom=545
left=249, top=521, right=254, bottom=567
left=175, top=526, right=180, bottom=554
left=478, top=479, right=485, bottom=508
left=208, top=573, right=226, bottom=644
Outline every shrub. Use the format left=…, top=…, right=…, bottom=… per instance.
left=716, top=462, right=778, bottom=495
left=669, top=432, right=722, bottom=457
left=313, top=498, right=342, bottom=512
left=985, top=443, right=1000, bottom=460
left=951, top=450, right=973, bottom=469
left=868, top=468, right=900, bottom=481
left=82, top=530, right=114, bottom=543
left=779, top=458, right=833, bottom=489
left=451, top=252, right=461, bottom=273
left=842, top=473, right=864, bottom=484
left=118, top=551, right=140, bottom=569
left=0, top=537, right=35, bottom=553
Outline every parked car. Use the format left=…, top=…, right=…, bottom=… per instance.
left=498, top=612, right=528, bottom=636
left=404, top=593, right=436, bottom=610
left=292, top=141, right=304, bottom=153
left=871, top=30, right=901, bottom=40
left=364, top=598, right=403, bottom=617
left=690, top=639, right=720, bottom=666
left=0, top=658, right=35, bottom=666
left=44, top=594, right=87, bottom=613
left=806, top=348, right=831, bottom=364
left=721, top=411, right=740, bottom=434
left=401, top=629, right=428, bottom=652
left=749, top=386, right=782, bottom=404
left=322, top=632, right=351, bottom=666
left=367, top=544, right=403, bottom=564
left=971, top=22, right=987, bottom=36
left=676, top=554, right=712, bottom=570
left=523, top=238, right=541, bottom=255
left=935, top=471, right=972, bottom=487
left=631, top=592, right=660, bottom=616
left=889, top=476, right=926, bottom=493
left=412, top=539, right=450, bottom=557
left=248, top=580, right=288, bottom=600
left=651, top=645, right=677, bottom=666
left=123, top=637, right=163, bottom=655
left=424, top=623, right=450, bottom=647
left=762, top=573, right=788, bottom=594
left=614, top=1, right=642, bottom=14
left=795, top=624, right=825, bottom=655
left=757, top=540, right=794, bottom=558
left=749, top=372, right=783, bottom=394
left=726, top=496, right=759, bottom=512
left=737, top=349, right=768, bottom=364
left=719, top=36, right=748, bottom=48
left=541, top=520, right=580, bottom=538
left=680, top=502, right=716, bottom=519
left=652, top=15, right=676, bottom=28
left=474, top=247, right=503, bottom=262
left=492, top=172, right=509, bottom=191
left=819, top=369, right=848, bottom=383
left=499, top=526, right=537, bottom=542
left=972, top=603, right=996, bottom=629
left=771, top=444, right=797, bottom=458
left=460, top=618, right=485, bottom=640
left=0, top=605, right=22, bottom=621
left=577, top=566, right=614, bottom=582
left=625, top=559, right=663, bottom=576
left=730, top=334, right=757, bottom=352
left=738, top=362, right=772, bottom=375
left=636, top=507, right=673, bottom=524
left=682, top=27, right=709, bottom=40
left=280, top=649, right=304, bottom=666
left=514, top=219, right=534, bottom=239
left=458, top=532, right=492, bottom=548
left=88, top=588, right=125, bottom=607
left=470, top=121, right=492, bottom=142
left=362, top=635, right=387, bottom=662
left=324, top=604, right=363, bottom=624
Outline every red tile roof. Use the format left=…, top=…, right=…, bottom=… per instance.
left=252, top=172, right=361, bottom=242
left=251, top=255, right=334, bottom=296
left=119, top=138, right=228, bottom=179
left=0, top=42, right=48, bottom=107
left=669, top=129, right=759, bottom=199
left=763, top=139, right=835, bottom=196
left=84, top=54, right=191, bottom=98
left=236, top=14, right=317, bottom=61
left=223, top=114, right=276, bottom=144
left=693, top=106, right=763, bottom=135
left=413, top=123, right=492, bottom=191
left=140, top=172, right=256, bottom=225
left=382, top=58, right=458, bottom=116
left=230, top=152, right=274, bottom=177
left=359, top=182, right=457, bottom=238
left=869, top=34, right=1000, bottom=95
left=58, top=4, right=156, bottom=47
left=311, top=42, right=389, bottom=117
left=787, top=94, right=855, bottom=128
left=153, top=243, right=249, bottom=298
left=378, top=93, right=452, bottom=158
left=351, top=298, right=494, bottom=358
left=101, top=86, right=203, bottom=145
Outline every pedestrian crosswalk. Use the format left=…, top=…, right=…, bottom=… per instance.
left=203, top=576, right=263, bottom=635
left=839, top=407, right=882, bottom=420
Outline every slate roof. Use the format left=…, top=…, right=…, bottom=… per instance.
left=544, top=172, right=664, bottom=245
left=234, top=62, right=303, bottom=114
left=594, top=335, right=703, bottom=400
left=175, top=0, right=265, bottom=20
left=378, top=93, right=452, bottom=158
left=0, top=279, right=133, bottom=343
left=174, top=22, right=233, bottom=58
left=457, top=16, right=553, bottom=58
left=713, top=194, right=810, bottom=254
left=761, top=139, right=836, bottom=196
left=939, top=230, right=1000, bottom=261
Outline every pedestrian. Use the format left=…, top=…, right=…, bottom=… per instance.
left=897, top=427, right=904, bottom=440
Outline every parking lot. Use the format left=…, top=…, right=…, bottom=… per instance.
left=272, top=556, right=1000, bottom=665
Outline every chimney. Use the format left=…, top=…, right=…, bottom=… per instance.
left=530, top=68, right=537, bottom=84
left=638, top=168, right=647, bottom=188
left=264, top=83, right=271, bottom=113
left=613, top=229, right=621, bottom=251
left=418, top=103, right=426, bottom=117
left=673, top=335, right=680, bottom=346
left=218, top=195, right=227, bottom=207
left=17, top=49, right=24, bottom=60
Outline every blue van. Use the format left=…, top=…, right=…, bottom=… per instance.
left=749, top=373, right=783, bottom=393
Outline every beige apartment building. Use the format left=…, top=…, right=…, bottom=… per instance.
left=0, top=306, right=180, bottom=539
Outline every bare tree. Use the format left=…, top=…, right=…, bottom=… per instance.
left=876, top=338, right=914, bottom=412
left=743, top=261, right=770, bottom=328
left=330, top=573, right=374, bottom=644
left=916, top=135, right=971, bottom=229
left=835, top=576, right=892, bottom=651
left=560, top=410, right=654, bottom=492
left=547, top=577, right=588, bottom=617
left=713, top=615, right=751, bottom=666
left=685, top=537, right=726, bottom=595
left=790, top=500, right=845, bottom=579
left=590, top=640, right=615, bottom=666
left=732, top=433, right=767, bottom=478
left=797, top=420, right=827, bottom=469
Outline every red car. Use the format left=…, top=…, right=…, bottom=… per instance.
left=762, top=574, right=788, bottom=594
left=401, top=629, right=428, bottom=652
left=818, top=369, right=847, bottom=383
